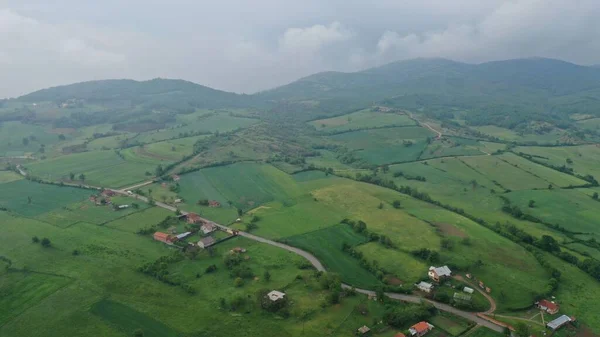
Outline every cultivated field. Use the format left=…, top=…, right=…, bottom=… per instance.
left=310, top=109, right=416, bottom=132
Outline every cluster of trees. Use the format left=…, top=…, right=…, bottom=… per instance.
left=393, top=171, right=426, bottom=181
left=341, top=219, right=394, bottom=248
left=138, top=252, right=195, bottom=294
left=383, top=303, right=437, bottom=328
left=31, top=236, right=51, bottom=247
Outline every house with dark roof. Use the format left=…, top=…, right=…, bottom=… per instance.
left=409, top=322, right=434, bottom=337
left=428, top=266, right=451, bottom=282
left=536, top=299, right=559, bottom=314
left=198, top=236, right=215, bottom=248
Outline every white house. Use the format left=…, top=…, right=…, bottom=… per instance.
left=267, top=290, right=286, bottom=302
left=428, top=266, right=452, bottom=282
left=416, top=281, right=434, bottom=293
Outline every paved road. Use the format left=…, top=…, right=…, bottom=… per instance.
left=102, top=188, right=506, bottom=332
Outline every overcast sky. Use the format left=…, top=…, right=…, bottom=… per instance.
left=1, top=0, right=599, bottom=98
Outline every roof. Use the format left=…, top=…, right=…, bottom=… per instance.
left=187, top=213, right=201, bottom=220
left=463, top=287, right=474, bottom=294
left=358, top=326, right=370, bottom=334
left=176, top=232, right=192, bottom=239
left=410, top=321, right=432, bottom=334
left=154, top=232, right=171, bottom=241
left=395, top=334, right=406, bottom=337
left=417, top=281, right=433, bottom=290
left=454, top=293, right=472, bottom=301
left=429, top=265, right=452, bottom=277
left=267, top=290, right=286, bottom=301
left=538, top=299, right=559, bottom=311
left=547, top=315, right=571, bottom=330
left=198, top=236, right=215, bottom=246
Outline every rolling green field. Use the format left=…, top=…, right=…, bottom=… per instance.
left=310, top=109, right=416, bottom=132
left=329, top=127, right=434, bottom=165
left=460, top=155, right=551, bottom=191
left=420, top=137, right=485, bottom=159
left=104, top=207, right=174, bottom=233
left=90, top=299, right=179, bottom=337
left=472, top=125, right=567, bottom=144
left=515, top=145, right=600, bottom=180
left=24, top=150, right=157, bottom=188
left=0, top=180, right=91, bottom=216
left=505, top=189, right=600, bottom=237
left=357, top=243, right=427, bottom=285
left=498, top=152, right=587, bottom=187
left=0, top=121, right=67, bottom=157
left=0, top=170, right=23, bottom=183
left=285, top=225, right=381, bottom=288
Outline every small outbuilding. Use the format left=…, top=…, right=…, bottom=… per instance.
left=267, top=290, right=286, bottom=302
left=547, top=315, right=573, bottom=331
left=463, top=287, right=474, bottom=294
left=416, top=281, right=434, bottom=293
left=357, top=325, right=370, bottom=335
left=197, top=236, right=215, bottom=248
left=153, top=232, right=175, bottom=245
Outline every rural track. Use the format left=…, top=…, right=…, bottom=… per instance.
left=115, top=189, right=505, bottom=333
left=453, top=275, right=497, bottom=314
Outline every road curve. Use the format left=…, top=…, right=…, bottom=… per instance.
left=111, top=188, right=505, bottom=332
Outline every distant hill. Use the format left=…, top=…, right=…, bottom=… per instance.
left=18, top=78, right=258, bottom=111
left=260, top=58, right=600, bottom=126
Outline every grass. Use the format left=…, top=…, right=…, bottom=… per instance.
left=329, top=127, right=434, bottom=165
left=0, top=171, right=23, bottom=184
left=285, top=225, right=381, bottom=288
left=37, top=198, right=151, bottom=228
left=472, top=125, right=566, bottom=144
left=429, top=312, right=473, bottom=336
left=467, top=326, right=505, bottom=337
left=0, top=180, right=91, bottom=216
left=25, top=150, right=157, bottom=188
left=104, top=207, right=174, bottom=233
left=420, top=137, right=485, bottom=160
left=90, top=299, right=180, bottom=337
left=505, top=189, right=600, bottom=237
left=460, top=155, right=551, bottom=191
left=514, top=145, right=600, bottom=181
left=0, top=270, right=73, bottom=325
left=310, top=109, right=416, bottom=132
left=0, top=121, right=66, bottom=157
left=356, top=243, right=427, bottom=285
left=498, top=152, right=587, bottom=187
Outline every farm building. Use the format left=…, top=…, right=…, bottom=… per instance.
left=201, top=223, right=216, bottom=234
left=357, top=325, right=370, bottom=335
left=463, top=287, right=474, bottom=294
left=174, top=199, right=182, bottom=204
left=453, top=293, right=472, bottom=302
left=153, top=232, right=175, bottom=245
left=416, top=281, right=434, bottom=293
left=172, top=175, right=180, bottom=181
left=428, top=266, right=452, bottom=282
left=267, top=290, right=286, bottom=302
left=117, top=204, right=129, bottom=210
left=546, top=315, right=573, bottom=330
left=208, top=200, right=221, bottom=207
left=536, top=299, right=559, bottom=314
left=101, top=189, right=115, bottom=197
left=409, top=321, right=434, bottom=337
left=176, top=232, right=192, bottom=240
left=197, top=236, right=215, bottom=248
left=186, top=213, right=202, bottom=224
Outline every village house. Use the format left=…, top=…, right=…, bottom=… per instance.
left=153, top=232, right=175, bottom=245
left=416, top=281, right=434, bottom=293
left=428, top=266, right=452, bottom=282
left=536, top=299, right=560, bottom=314
left=201, top=223, right=216, bottom=234
left=197, top=236, right=215, bottom=248
left=186, top=213, right=202, bottom=224
left=409, top=322, right=434, bottom=337
left=267, top=290, right=286, bottom=302
left=357, top=325, right=371, bottom=335
left=547, top=315, right=574, bottom=331
left=208, top=200, right=221, bottom=207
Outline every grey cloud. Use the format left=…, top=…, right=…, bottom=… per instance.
left=0, top=0, right=599, bottom=97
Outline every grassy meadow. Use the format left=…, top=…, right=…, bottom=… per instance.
left=310, top=109, right=416, bottom=132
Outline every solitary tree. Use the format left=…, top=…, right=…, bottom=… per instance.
left=69, top=172, right=75, bottom=180
left=41, top=238, right=51, bottom=248
left=78, top=173, right=85, bottom=181
left=528, top=200, right=535, bottom=208
left=32, top=236, right=39, bottom=243
left=392, top=200, right=401, bottom=209
left=27, top=196, right=32, bottom=204
left=58, top=134, right=66, bottom=141
left=593, top=192, right=599, bottom=200
left=264, top=270, right=271, bottom=282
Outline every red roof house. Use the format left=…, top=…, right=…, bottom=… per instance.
left=537, top=300, right=559, bottom=314
left=153, top=232, right=175, bottom=244
left=186, top=213, right=202, bottom=224
left=409, top=322, right=434, bottom=337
